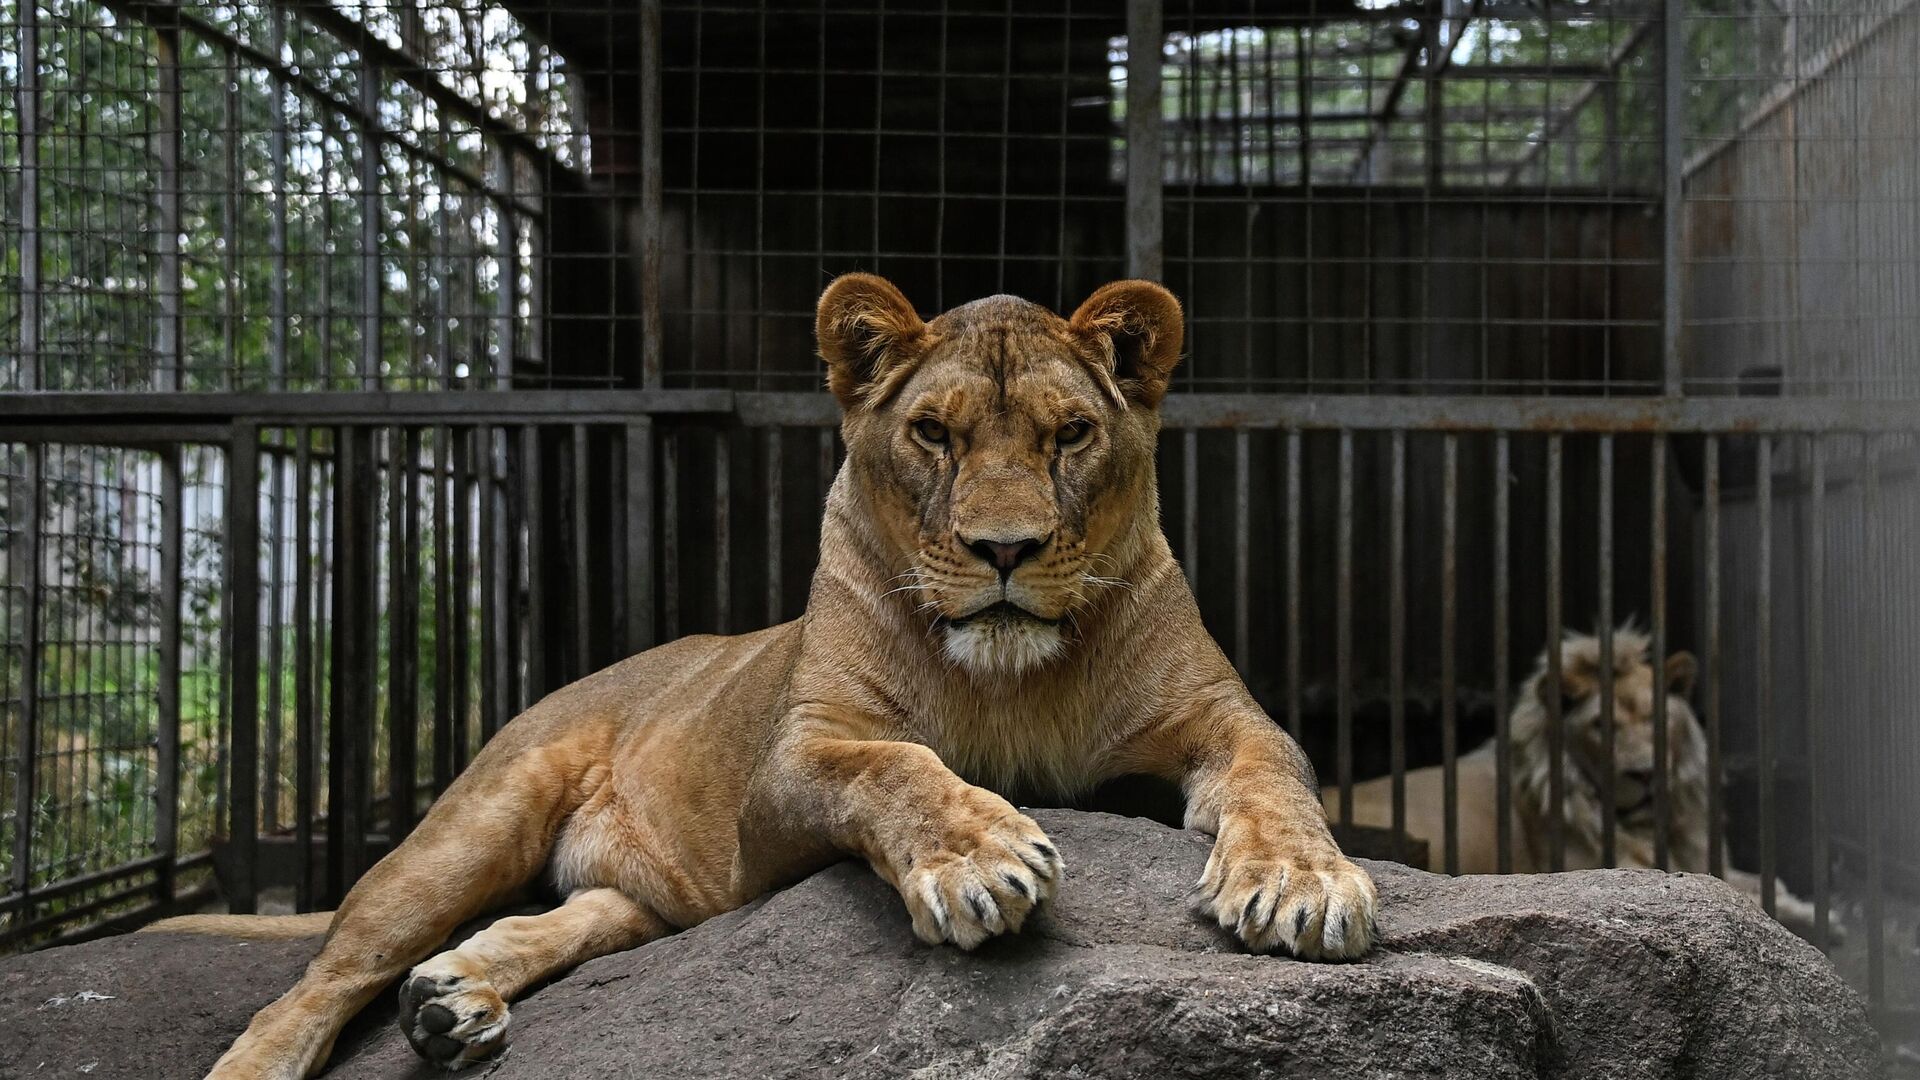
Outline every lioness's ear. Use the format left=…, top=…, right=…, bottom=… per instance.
left=1069, top=280, right=1184, bottom=408
left=1665, top=651, right=1698, bottom=696
left=817, top=273, right=928, bottom=409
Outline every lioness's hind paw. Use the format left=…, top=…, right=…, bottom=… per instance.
left=399, top=954, right=511, bottom=1070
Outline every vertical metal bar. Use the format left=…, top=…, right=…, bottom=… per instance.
left=1755, top=436, right=1775, bottom=912
left=765, top=428, right=784, bottom=626
left=1660, top=0, right=1684, bottom=395
left=1546, top=435, right=1565, bottom=871
left=1440, top=434, right=1459, bottom=874
left=264, top=443, right=286, bottom=836
left=640, top=0, right=663, bottom=387
left=1494, top=434, right=1512, bottom=873
left=493, top=149, right=519, bottom=389
left=327, top=432, right=348, bottom=904
left=1182, top=428, right=1199, bottom=588
left=714, top=430, right=732, bottom=634
left=663, top=433, right=680, bottom=641
left=1649, top=434, right=1670, bottom=869
left=390, top=428, right=420, bottom=837
left=1862, top=441, right=1886, bottom=1020
left=228, top=427, right=261, bottom=914
left=451, top=428, right=474, bottom=759
left=1233, top=429, right=1250, bottom=673
left=268, top=5, right=289, bottom=389
left=359, top=66, right=383, bottom=390
left=625, top=419, right=656, bottom=652
left=431, top=427, right=453, bottom=792
left=572, top=426, right=593, bottom=674
left=1125, top=0, right=1163, bottom=280
left=1598, top=435, right=1617, bottom=865
left=480, top=426, right=503, bottom=738
left=16, top=4, right=41, bottom=391
left=1389, top=432, right=1408, bottom=863
left=292, top=430, right=314, bottom=911
left=152, top=24, right=178, bottom=393
left=156, top=447, right=183, bottom=905
left=1803, top=439, right=1826, bottom=944
left=1285, top=431, right=1302, bottom=742
left=1704, top=436, right=1722, bottom=877
left=520, top=428, right=544, bottom=698
left=10, top=449, right=43, bottom=905
left=1337, top=430, right=1354, bottom=826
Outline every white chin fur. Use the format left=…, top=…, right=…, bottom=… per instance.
left=941, top=616, right=1066, bottom=676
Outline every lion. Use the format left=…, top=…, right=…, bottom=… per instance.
left=154, top=275, right=1377, bottom=1079
left=1328, top=627, right=1827, bottom=941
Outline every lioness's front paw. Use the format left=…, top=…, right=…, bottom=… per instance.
left=399, top=952, right=511, bottom=1070
left=901, top=809, right=1063, bottom=950
left=1194, top=835, right=1377, bottom=961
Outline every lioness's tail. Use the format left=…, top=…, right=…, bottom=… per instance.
left=141, top=911, right=335, bottom=940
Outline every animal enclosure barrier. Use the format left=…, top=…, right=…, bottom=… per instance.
left=2, top=0, right=1918, bottom=1059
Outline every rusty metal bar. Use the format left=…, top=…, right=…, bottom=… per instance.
left=1494, top=433, right=1512, bottom=873
left=1337, top=429, right=1354, bottom=826
left=1545, top=434, right=1565, bottom=871
left=1598, top=435, right=1617, bottom=864
left=1125, top=0, right=1163, bottom=280
left=1649, top=434, right=1670, bottom=869
left=228, top=426, right=261, bottom=913
left=1756, top=435, right=1775, bottom=912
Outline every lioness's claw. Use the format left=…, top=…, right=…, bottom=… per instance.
left=399, top=954, right=511, bottom=1070
left=902, top=811, right=1062, bottom=949
left=1195, top=842, right=1376, bottom=961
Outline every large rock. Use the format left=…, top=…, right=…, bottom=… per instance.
left=0, top=810, right=1882, bottom=1079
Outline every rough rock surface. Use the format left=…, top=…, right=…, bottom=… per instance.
left=0, top=810, right=1882, bottom=1079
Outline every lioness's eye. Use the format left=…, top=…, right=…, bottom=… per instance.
left=1056, top=419, right=1092, bottom=448
left=913, top=418, right=948, bottom=445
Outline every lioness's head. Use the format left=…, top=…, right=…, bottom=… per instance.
left=1521, top=627, right=1705, bottom=829
left=816, top=274, right=1183, bottom=677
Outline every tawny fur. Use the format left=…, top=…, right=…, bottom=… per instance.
left=1329, top=627, right=1830, bottom=942
left=163, top=275, right=1375, bottom=1080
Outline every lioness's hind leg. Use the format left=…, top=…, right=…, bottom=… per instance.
left=398, top=887, right=666, bottom=1070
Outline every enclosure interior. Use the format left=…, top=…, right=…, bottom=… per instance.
left=1, top=0, right=1916, bottom=1051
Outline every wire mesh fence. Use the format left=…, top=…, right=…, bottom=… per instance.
left=1, top=0, right=1917, bottom=1060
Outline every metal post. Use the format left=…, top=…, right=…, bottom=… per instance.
left=1660, top=0, right=1684, bottom=395
left=1649, top=434, right=1670, bottom=869
left=1125, top=0, right=1163, bottom=280
left=227, top=426, right=262, bottom=914
left=156, top=448, right=183, bottom=905
left=625, top=419, right=656, bottom=652
left=640, top=0, right=664, bottom=387
left=494, top=147, right=519, bottom=389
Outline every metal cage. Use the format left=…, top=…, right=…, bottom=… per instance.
left=1, top=0, right=1916, bottom=1059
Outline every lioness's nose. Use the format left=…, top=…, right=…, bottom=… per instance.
left=965, top=535, right=1046, bottom=573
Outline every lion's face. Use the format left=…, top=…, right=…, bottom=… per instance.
left=815, top=275, right=1184, bottom=677
left=1541, top=634, right=1704, bottom=827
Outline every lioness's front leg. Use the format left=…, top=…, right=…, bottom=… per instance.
left=1129, top=693, right=1377, bottom=960
left=740, top=706, right=1063, bottom=950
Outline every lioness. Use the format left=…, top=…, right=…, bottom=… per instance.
left=166, top=276, right=1376, bottom=1079
left=1331, top=627, right=1825, bottom=940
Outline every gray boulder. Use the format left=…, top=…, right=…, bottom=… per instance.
left=0, top=809, right=1881, bottom=1079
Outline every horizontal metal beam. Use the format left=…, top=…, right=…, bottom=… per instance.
left=2, top=390, right=1917, bottom=434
